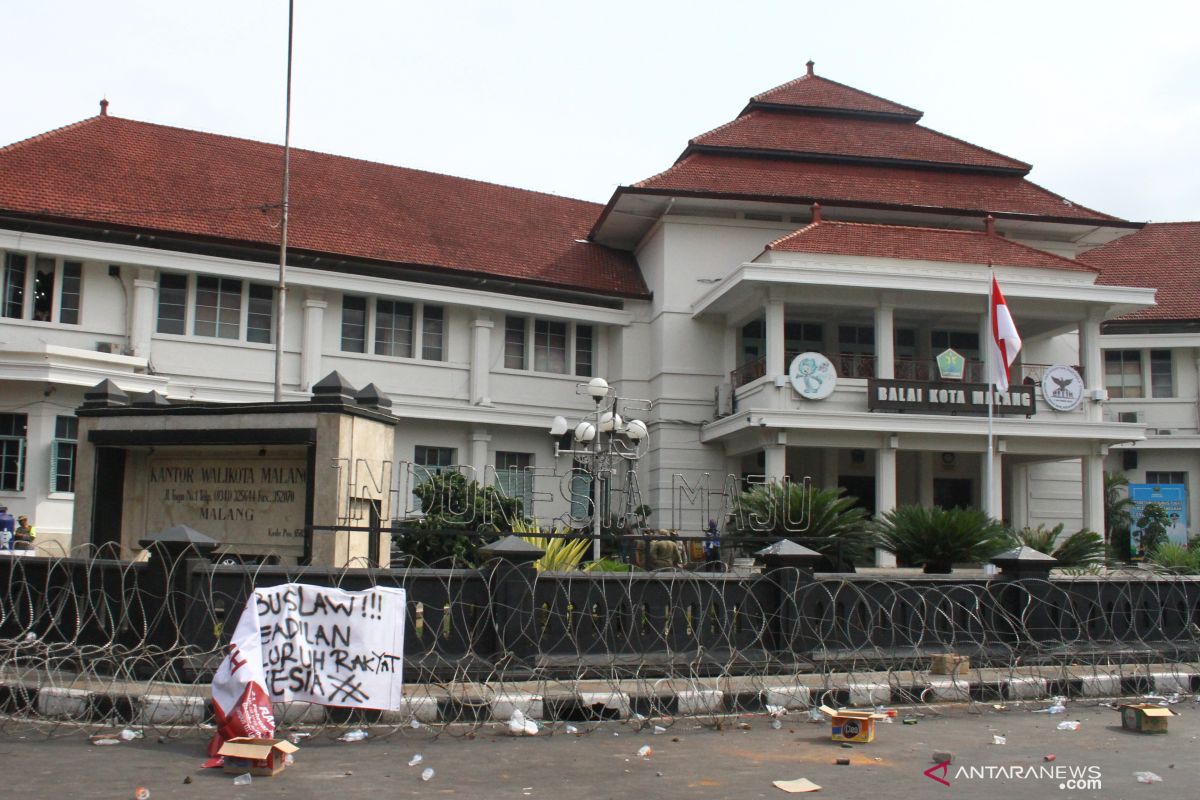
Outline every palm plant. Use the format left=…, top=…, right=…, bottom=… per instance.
left=1147, top=542, right=1200, bottom=575
left=1104, top=471, right=1134, bottom=550
left=874, top=505, right=1009, bottom=573
left=1009, top=523, right=1105, bottom=569
left=726, top=484, right=872, bottom=568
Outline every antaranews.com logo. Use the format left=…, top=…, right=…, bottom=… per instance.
left=924, top=761, right=1102, bottom=790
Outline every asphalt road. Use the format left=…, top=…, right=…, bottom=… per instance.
left=2, top=701, right=1197, bottom=799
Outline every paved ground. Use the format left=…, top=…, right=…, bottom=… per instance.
left=2, top=701, right=1197, bottom=799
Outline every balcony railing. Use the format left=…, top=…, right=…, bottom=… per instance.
left=731, top=354, right=1082, bottom=390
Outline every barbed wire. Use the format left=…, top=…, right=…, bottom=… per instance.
left=1, top=548, right=1198, bottom=740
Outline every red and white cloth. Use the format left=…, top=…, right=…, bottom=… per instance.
left=988, top=276, right=1022, bottom=391
left=207, top=594, right=275, bottom=758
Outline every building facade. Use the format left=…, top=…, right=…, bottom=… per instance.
left=0, top=65, right=1175, bottom=558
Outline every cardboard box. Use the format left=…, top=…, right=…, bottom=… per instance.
left=1119, top=703, right=1175, bottom=734
left=930, top=654, right=969, bottom=675
left=819, top=705, right=885, bottom=743
left=218, top=737, right=299, bottom=776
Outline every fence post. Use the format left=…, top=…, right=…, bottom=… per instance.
left=477, top=535, right=544, bottom=673
left=990, top=546, right=1058, bottom=645
left=756, top=540, right=823, bottom=658
left=138, top=525, right=219, bottom=667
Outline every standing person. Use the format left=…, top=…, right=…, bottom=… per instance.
left=13, top=515, right=36, bottom=550
left=0, top=506, right=13, bottom=550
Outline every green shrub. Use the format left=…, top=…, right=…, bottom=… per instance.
left=874, top=505, right=1009, bottom=573
left=726, top=484, right=872, bottom=568
left=1010, top=523, right=1105, bottom=569
left=395, top=471, right=524, bottom=566
left=1148, top=542, right=1200, bottom=574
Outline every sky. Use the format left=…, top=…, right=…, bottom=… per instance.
left=3, top=1, right=1199, bottom=222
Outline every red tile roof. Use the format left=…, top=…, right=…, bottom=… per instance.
left=636, top=152, right=1118, bottom=221
left=0, top=115, right=647, bottom=298
left=766, top=221, right=1098, bottom=272
left=691, top=109, right=1029, bottom=172
left=750, top=73, right=922, bottom=119
left=1085, top=222, right=1200, bottom=321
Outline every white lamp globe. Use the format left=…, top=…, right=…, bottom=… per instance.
left=625, top=419, right=648, bottom=441
left=599, top=411, right=623, bottom=433
left=574, top=421, right=597, bottom=443
left=586, top=377, right=610, bottom=400
left=549, top=415, right=569, bottom=436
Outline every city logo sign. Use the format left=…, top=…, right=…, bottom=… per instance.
left=1041, top=364, right=1084, bottom=412
left=788, top=352, right=837, bottom=400
left=936, top=348, right=965, bottom=381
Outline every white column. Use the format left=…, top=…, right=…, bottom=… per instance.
left=822, top=449, right=839, bottom=491
left=300, top=291, right=327, bottom=391
left=470, top=313, right=494, bottom=406
left=917, top=451, right=935, bottom=507
left=1078, top=314, right=1104, bottom=422
left=470, top=427, right=491, bottom=484
left=1082, top=450, right=1105, bottom=537
left=764, top=432, right=787, bottom=484
left=766, top=291, right=785, bottom=378
left=129, top=268, right=157, bottom=359
left=875, top=436, right=898, bottom=567
left=1140, top=348, right=1153, bottom=400
left=874, top=303, right=894, bottom=379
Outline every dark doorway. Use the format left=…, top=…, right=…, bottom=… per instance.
left=934, top=478, right=973, bottom=510
left=91, top=447, right=126, bottom=553
left=839, top=475, right=876, bottom=515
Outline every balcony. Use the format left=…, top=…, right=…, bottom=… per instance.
left=731, top=353, right=1057, bottom=389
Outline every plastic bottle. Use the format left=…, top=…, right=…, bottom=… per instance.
left=637, top=745, right=653, bottom=758
left=233, top=774, right=252, bottom=786
left=1056, top=721, right=1081, bottom=731
left=421, top=768, right=435, bottom=782
left=1134, top=771, right=1163, bottom=784
left=408, top=754, right=423, bottom=766
left=339, top=729, right=368, bottom=742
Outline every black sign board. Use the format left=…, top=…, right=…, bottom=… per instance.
left=867, top=379, right=1036, bottom=416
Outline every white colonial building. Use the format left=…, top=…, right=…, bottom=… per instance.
left=0, top=64, right=1178, bottom=558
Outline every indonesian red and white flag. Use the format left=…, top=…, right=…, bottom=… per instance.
left=988, top=275, right=1022, bottom=391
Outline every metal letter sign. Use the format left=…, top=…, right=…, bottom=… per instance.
left=867, top=378, right=1035, bottom=415
left=789, top=352, right=837, bottom=400
left=1041, top=364, right=1084, bottom=412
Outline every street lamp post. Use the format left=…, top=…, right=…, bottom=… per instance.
left=550, top=378, right=649, bottom=562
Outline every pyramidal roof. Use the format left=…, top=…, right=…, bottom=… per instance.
left=747, top=61, right=923, bottom=120
left=1085, top=222, right=1200, bottom=322
left=589, top=63, right=1122, bottom=243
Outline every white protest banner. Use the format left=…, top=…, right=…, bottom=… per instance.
left=210, top=582, right=406, bottom=754
left=255, top=583, right=407, bottom=709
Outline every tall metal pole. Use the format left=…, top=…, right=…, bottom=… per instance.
left=985, top=270, right=995, bottom=518
left=592, top=401, right=603, bottom=561
left=273, top=0, right=294, bottom=402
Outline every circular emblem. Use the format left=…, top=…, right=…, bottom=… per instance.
left=841, top=719, right=861, bottom=739
left=1041, top=364, right=1084, bottom=412
left=788, top=352, right=837, bottom=400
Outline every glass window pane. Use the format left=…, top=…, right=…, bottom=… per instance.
left=341, top=295, right=367, bottom=353
left=575, top=324, right=593, bottom=377
left=59, top=262, right=82, bottom=324
left=505, top=316, right=526, bottom=369
left=421, top=305, right=444, bottom=361
left=194, top=276, right=241, bottom=339
left=534, top=319, right=567, bottom=373
left=1151, top=350, right=1173, bottom=398
left=246, top=284, right=274, bottom=344
left=375, top=299, right=413, bottom=357
left=157, top=273, right=188, bottom=334
left=1104, top=350, right=1142, bottom=398
left=0, top=413, right=27, bottom=492
left=32, top=256, right=55, bottom=322
left=4, top=253, right=27, bottom=319
left=495, top=451, right=534, bottom=515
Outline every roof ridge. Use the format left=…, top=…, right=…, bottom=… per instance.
left=1, top=114, right=606, bottom=210
left=765, top=221, right=820, bottom=249
left=752, top=73, right=921, bottom=117
left=1016, top=176, right=1124, bottom=223
left=0, top=114, right=106, bottom=155
left=912, top=123, right=1031, bottom=172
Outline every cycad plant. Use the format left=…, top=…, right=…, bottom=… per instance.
left=1010, top=523, right=1105, bottom=569
left=510, top=518, right=592, bottom=572
left=1148, top=542, right=1200, bottom=574
left=874, top=505, right=1009, bottom=574
left=726, top=484, right=872, bottom=568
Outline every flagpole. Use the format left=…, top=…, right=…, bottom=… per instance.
left=986, top=267, right=995, bottom=519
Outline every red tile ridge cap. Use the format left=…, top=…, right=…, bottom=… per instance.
left=751, top=73, right=922, bottom=118
left=0, top=114, right=107, bottom=155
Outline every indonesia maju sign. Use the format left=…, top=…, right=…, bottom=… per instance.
left=868, top=378, right=1035, bottom=415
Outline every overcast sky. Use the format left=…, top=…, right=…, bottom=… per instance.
left=4, top=1, right=1198, bottom=222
